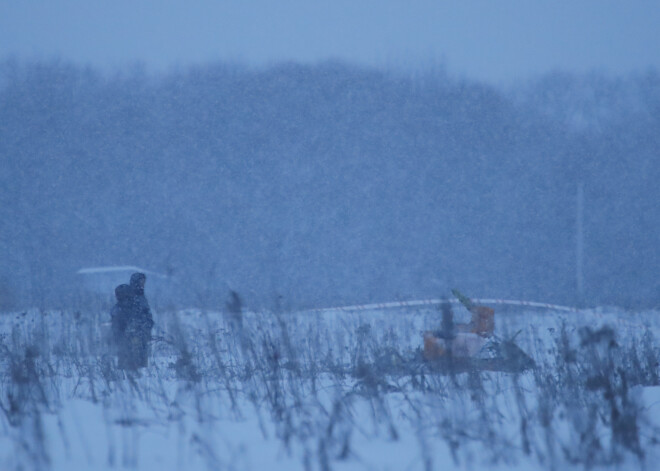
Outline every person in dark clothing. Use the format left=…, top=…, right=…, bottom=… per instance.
left=126, top=272, right=154, bottom=368
left=225, top=289, right=243, bottom=330
left=109, top=274, right=155, bottom=370
left=225, top=290, right=242, bottom=316
left=438, top=299, right=456, bottom=340
left=129, top=273, right=151, bottom=319
left=110, top=284, right=134, bottom=370
left=111, top=284, right=132, bottom=343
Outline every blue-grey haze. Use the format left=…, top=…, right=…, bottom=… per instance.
left=0, top=61, right=658, bottom=311
left=2, top=1, right=660, bottom=84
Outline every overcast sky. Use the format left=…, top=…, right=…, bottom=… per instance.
left=1, top=0, right=659, bottom=83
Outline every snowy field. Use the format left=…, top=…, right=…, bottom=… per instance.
left=0, top=303, right=659, bottom=471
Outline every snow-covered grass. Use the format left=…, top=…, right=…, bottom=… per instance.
left=0, top=305, right=659, bottom=470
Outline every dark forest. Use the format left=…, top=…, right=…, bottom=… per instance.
left=1, top=61, right=658, bottom=310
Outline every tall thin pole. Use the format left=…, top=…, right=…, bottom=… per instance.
left=576, top=182, right=584, bottom=303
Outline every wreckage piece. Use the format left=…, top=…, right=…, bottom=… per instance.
left=423, top=331, right=488, bottom=359
left=451, top=288, right=495, bottom=338
left=351, top=336, right=535, bottom=382
left=416, top=290, right=533, bottom=373
left=424, top=292, right=494, bottom=361
left=421, top=333, right=534, bottom=373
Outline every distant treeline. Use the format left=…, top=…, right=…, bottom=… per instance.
left=1, top=60, right=658, bottom=310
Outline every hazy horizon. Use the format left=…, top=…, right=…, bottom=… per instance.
left=1, top=2, right=659, bottom=311
left=2, top=1, right=659, bottom=84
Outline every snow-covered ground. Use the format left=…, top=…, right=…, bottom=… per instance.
left=0, top=304, right=658, bottom=470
